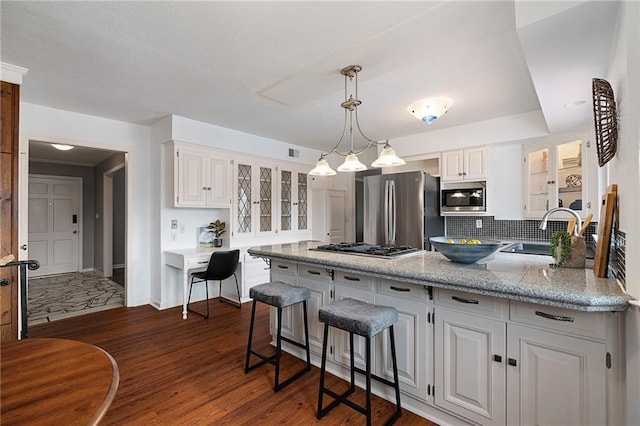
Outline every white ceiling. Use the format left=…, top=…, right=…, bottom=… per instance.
left=0, top=1, right=621, bottom=154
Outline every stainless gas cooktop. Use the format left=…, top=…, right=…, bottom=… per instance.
left=310, top=242, right=423, bottom=259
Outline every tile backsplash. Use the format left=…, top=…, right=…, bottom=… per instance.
left=445, top=216, right=598, bottom=244
left=445, top=216, right=626, bottom=282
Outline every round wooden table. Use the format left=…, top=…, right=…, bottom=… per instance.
left=0, top=338, right=119, bottom=425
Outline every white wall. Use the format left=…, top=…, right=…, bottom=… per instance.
left=20, top=102, right=152, bottom=307
left=607, top=2, right=640, bottom=423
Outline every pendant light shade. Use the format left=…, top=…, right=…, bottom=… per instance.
left=337, top=152, right=367, bottom=172
left=309, top=155, right=336, bottom=176
left=371, top=143, right=406, bottom=168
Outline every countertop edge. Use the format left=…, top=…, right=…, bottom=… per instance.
left=248, top=247, right=631, bottom=312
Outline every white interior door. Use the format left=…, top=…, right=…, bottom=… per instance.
left=28, top=176, right=81, bottom=277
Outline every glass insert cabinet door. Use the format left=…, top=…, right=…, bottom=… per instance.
left=234, top=160, right=276, bottom=237
left=524, top=139, right=586, bottom=218
left=259, top=166, right=273, bottom=232
left=297, top=172, right=308, bottom=231
left=526, top=147, right=551, bottom=213
left=280, top=170, right=292, bottom=231
left=556, top=140, right=583, bottom=212
left=236, top=163, right=252, bottom=233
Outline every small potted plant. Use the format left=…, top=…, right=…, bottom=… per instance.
left=207, top=220, right=226, bottom=247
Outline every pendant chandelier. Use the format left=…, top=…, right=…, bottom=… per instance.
left=309, top=65, right=405, bottom=176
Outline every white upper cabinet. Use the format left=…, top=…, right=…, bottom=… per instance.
left=168, top=141, right=231, bottom=208
left=441, top=147, right=487, bottom=182
left=524, top=138, right=594, bottom=218
left=232, top=157, right=277, bottom=238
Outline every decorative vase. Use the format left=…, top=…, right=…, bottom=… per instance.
left=214, top=238, right=223, bottom=248
left=555, top=236, right=586, bottom=269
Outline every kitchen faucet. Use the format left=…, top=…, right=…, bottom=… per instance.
left=538, top=207, right=582, bottom=237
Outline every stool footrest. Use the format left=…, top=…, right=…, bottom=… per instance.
left=352, top=366, right=398, bottom=389
left=245, top=351, right=277, bottom=371
left=280, top=335, right=308, bottom=351
left=275, top=364, right=311, bottom=392
left=318, top=387, right=357, bottom=418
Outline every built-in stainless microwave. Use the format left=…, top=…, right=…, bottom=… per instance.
left=441, top=182, right=486, bottom=213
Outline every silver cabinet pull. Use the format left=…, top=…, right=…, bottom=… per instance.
left=343, top=276, right=360, bottom=281
left=452, top=295, right=479, bottom=304
left=307, top=270, right=320, bottom=275
left=390, top=286, right=410, bottom=292
left=535, top=310, right=574, bottom=322
left=277, top=265, right=288, bottom=269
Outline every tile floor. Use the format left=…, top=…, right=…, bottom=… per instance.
left=27, top=270, right=125, bottom=325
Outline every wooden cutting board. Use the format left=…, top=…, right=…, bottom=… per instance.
left=593, top=184, right=617, bottom=277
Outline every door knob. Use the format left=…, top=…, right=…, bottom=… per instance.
left=73, top=230, right=78, bottom=234
left=20, top=244, right=27, bottom=250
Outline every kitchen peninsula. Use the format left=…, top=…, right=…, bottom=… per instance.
left=248, top=241, right=630, bottom=426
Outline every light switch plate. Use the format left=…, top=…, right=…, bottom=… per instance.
left=171, top=219, right=178, bottom=229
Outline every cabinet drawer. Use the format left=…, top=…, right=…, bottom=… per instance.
left=510, top=301, right=606, bottom=340
left=434, top=288, right=508, bottom=319
left=299, top=265, right=332, bottom=282
left=378, top=279, right=430, bottom=302
left=334, top=271, right=375, bottom=291
left=271, top=260, right=297, bottom=275
left=187, top=255, right=212, bottom=270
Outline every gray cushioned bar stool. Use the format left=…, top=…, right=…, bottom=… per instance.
left=317, top=298, right=402, bottom=426
left=245, top=281, right=311, bottom=392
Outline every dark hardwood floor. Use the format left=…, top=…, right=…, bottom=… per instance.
left=29, top=300, right=436, bottom=425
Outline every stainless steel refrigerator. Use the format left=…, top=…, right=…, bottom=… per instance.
left=363, top=171, right=443, bottom=250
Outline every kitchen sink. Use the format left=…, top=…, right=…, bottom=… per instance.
left=500, top=242, right=552, bottom=256
left=501, top=242, right=595, bottom=259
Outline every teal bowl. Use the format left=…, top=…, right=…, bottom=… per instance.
left=429, top=237, right=502, bottom=264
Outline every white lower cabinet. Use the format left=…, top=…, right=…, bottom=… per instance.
left=506, top=324, right=606, bottom=426
left=297, top=265, right=332, bottom=355
left=376, top=293, right=431, bottom=403
left=269, top=260, right=297, bottom=341
left=434, top=290, right=611, bottom=426
left=434, top=307, right=506, bottom=426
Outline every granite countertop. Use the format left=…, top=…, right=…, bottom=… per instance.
left=247, top=241, right=632, bottom=312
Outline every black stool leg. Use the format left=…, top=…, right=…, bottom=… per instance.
left=317, top=323, right=330, bottom=419
left=274, top=306, right=283, bottom=392
left=303, top=301, right=311, bottom=368
left=244, top=300, right=257, bottom=373
left=349, top=332, right=356, bottom=393
left=365, top=335, right=372, bottom=426
left=389, top=325, right=402, bottom=422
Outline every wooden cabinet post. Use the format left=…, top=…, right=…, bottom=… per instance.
left=1, top=80, right=20, bottom=341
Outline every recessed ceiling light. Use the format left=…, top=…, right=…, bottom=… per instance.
left=564, top=100, right=587, bottom=109
left=51, top=143, right=74, bottom=151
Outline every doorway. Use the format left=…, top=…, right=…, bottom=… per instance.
left=25, top=140, right=127, bottom=323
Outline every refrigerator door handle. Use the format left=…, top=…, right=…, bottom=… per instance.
left=384, top=180, right=389, bottom=244
left=389, top=180, right=396, bottom=244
